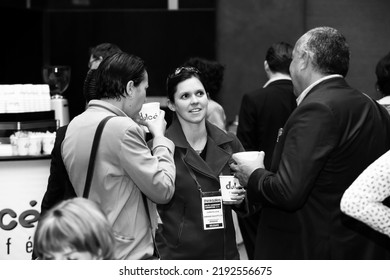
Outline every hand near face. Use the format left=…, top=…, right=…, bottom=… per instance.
left=230, top=151, right=265, bottom=187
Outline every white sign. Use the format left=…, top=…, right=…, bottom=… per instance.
left=0, top=159, right=50, bottom=260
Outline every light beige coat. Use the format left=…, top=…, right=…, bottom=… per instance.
left=62, top=100, right=175, bottom=259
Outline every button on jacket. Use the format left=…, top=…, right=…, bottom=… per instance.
left=62, top=100, right=176, bottom=260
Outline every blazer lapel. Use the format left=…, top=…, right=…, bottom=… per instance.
left=167, top=119, right=234, bottom=180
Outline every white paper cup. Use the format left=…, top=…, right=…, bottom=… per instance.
left=219, top=175, right=241, bottom=204
left=16, top=137, right=29, bottom=156
left=28, top=136, right=42, bottom=156
left=232, top=151, right=261, bottom=164
left=139, top=102, right=160, bottom=132
left=42, top=134, right=56, bottom=155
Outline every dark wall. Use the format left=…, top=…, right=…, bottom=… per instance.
left=217, top=0, right=390, bottom=123
left=217, top=0, right=305, bottom=123
left=306, top=0, right=390, bottom=100
left=44, top=9, right=216, bottom=119
left=4, top=0, right=389, bottom=123
left=0, top=8, right=44, bottom=84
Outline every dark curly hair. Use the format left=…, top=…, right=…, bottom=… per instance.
left=376, top=52, right=390, bottom=97
left=89, top=43, right=122, bottom=60
left=83, top=69, right=97, bottom=102
left=182, top=57, right=225, bottom=99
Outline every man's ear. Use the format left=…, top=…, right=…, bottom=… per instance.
left=167, top=99, right=176, bottom=112
left=264, top=60, right=269, bottom=72
left=300, top=50, right=311, bottom=70
left=126, top=81, right=134, bottom=98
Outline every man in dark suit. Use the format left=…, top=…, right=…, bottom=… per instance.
left=231, top=26, right=390, bottom=259
left=236, top=42, right=296, bottom=259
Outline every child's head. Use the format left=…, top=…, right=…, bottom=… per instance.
left=34, top=197, right=115, bottom=260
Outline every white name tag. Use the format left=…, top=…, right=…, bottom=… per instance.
left=201, top=194, right=224, bottom=230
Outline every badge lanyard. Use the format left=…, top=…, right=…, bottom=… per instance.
left=181, top=153, right=225, bottom=230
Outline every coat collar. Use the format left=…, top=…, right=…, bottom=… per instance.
left=167, top=117, right=234, bottom=147
left=166, top=118, right=235, bottom=179
left=87, top=100, right=128, bottom=117
left=296, top=75, right=344, bottom=105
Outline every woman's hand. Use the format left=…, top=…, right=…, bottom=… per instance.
left=224, top=187, right=246, bottom=205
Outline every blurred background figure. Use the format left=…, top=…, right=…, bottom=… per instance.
left=183, top=57, right=227, bottom=131
left=88, top=42, right=122, bottom=70
left=375, top=51, right=390, bottom=114
left=85, top=43, right=122, bottom=102
left=341, top=149, right=390, bottom=238
left=34, top=197, right=116, bottom=260
left=235, top=41, right=296, bottom=259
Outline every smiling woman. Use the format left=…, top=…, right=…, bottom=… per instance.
left=155, top=66, right=247, bottom=260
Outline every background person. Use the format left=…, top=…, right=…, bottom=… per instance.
left=34, top=197, right=115, bottom=260
left=375, top=51, right=390, bottom=114
left=235, top=42, right=296, bottom=259
left=88, top=42, right=122, bottom=70
left=62, top=52, right=176, bottom=260
left=231, top=26, right=390, bottom=259
left=156, top=66, right=246, bottom=259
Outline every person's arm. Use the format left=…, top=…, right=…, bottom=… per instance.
left=246, top=102, right=339, bottom=210
left=237, top=94, right=259, bottom=151
left=120, top=125, right=175, bottom=204
left=340, top=150, right=390, bottom=237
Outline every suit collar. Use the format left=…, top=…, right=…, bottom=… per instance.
left=263, top=77, right=292, bottom=88
left=296, top=75, right=344, bottom=105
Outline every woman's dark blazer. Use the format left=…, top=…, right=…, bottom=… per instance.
left=156, top=118, right=246, bottom=259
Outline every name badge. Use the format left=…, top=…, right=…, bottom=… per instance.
left=201, top=191, right=224, bottom=230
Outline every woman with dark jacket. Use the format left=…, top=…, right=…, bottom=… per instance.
left=156, top=66, right=247, bottom=259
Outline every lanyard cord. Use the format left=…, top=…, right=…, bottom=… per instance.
left=180, top=153, right=205, bottom=195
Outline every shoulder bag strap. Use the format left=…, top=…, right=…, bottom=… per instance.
left=83, top=116, right=114, bottom=198
left=141, top=193, right=160, bottom=259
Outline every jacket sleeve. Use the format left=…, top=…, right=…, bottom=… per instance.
left=247, top=102, right=340, bottom=211
left=237, top=94, right=258, bottom=151
left=119, top=126, right=176, bottom=204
